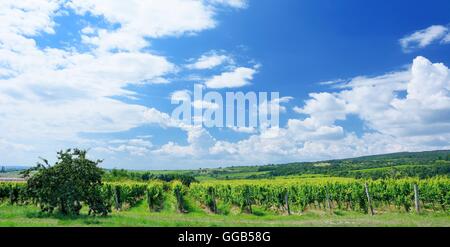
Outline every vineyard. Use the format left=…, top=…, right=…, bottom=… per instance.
left=1, top=177, right=449, bottom=216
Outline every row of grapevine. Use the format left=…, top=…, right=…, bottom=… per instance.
left=1, top=177, right=449, bottom=214
left=102, top=182, right=147, bottom=210
left=189, top=177, right=450, bottom=214
left=0, top=182, right=27, bottom=205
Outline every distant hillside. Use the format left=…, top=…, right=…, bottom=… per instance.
left=185, top=150, right=450, bottom=180
left=255, top=150, right=450, bottom=179
left=339, top=150, right=450, bottom=162
left=103, top=150, right=450, bottom=182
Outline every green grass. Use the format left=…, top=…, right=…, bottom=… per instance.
left=1, top=202, right=449, bottom=227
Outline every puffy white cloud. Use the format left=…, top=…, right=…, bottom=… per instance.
left=405, top=56, right=450, bottom=103
left=153, top=125, right=216, bottom=157
left=0, top=40, right=175, bottom=140
left=88, top=56, right=450, bottom=167
left=186, top=51, right=234, bottom=70
left=170, top=90, right=192, bottom=101
left=229, top=126, right=257, bottom=134
left=143, top=107, right=181, bottom=128
left=0, top=139, right=34, bottom=152
left=68, top=0, right=246, bottom=51
left=259, top=96, right=292, bottom=114
left=0, top=0, right=249, bottom=167
left=208, top=0, right=247, bottom=8
left=330, top=56, right=450, bottom=140
left=95, top=138, right=153, bottom=156
left=170, top=90, right=219, bottom=110
left=192, top=100, right=220, bottom=110
left=294, top=93, right=348, bottom=126
left=287, top=119, right=345, bottom=141
left=400, top=25, right=449, bottom=52
left=203, top=56, right=450, bottom=165
left=444, top=33, right=450, bottom=43
left=205, top=66, right=258, bottom=88
left=3, top=1, right=450, bottom=168
left=0, top=0, right=62, bottom=36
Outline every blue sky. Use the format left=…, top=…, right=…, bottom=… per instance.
left=1, top=0, right=450, bottom=169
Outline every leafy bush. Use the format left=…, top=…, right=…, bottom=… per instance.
left=25, top=149, right=110, bottom=216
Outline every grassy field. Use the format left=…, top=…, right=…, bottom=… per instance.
left=1, top=202, right=449, bottom=227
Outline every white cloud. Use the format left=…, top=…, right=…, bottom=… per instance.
left=208, top=0, right=247, bottom=8
left=258, top=96, right=292, bottom=126
left=294, top=93, right=349, bottom=126
left=205, top=66, right=258, bottom=88
left=0, top=0, right=250, bottom=167
left=0, top=0, right=62, bottom=36
left=95, top=138, right=153, bottom=156
left=328, top=56, right=450, bottom=139
left=0, top=42, right=175, bottom=139
left=192, top=100, right=220, bottom=110
left=0, top=139, right=34, bottom=152
left=153, top=125, right=216, bottom=157
left=67, top=0, right=246, bottom=51
left=171, top=90, right=192, bottom=101
left=84, top=56, right=450, bottom=167
left=4, top=1, right=450, bottom=168
left=229, top=126, right=257, bottom=134
left=317, top=79, right=346, bottom=86
left=400, top=25, right=449, bottom=52
left=203, top=56, right=450, bottom=165
left=444, top=33, right=450, bottom=43
left=186, top=51, right=234, bottom=70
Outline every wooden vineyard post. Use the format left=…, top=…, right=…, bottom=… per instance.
left=175, top=190, right=185, bottom=213
left=325, top=189, right=332, bottom=214
left=247, top=198, right=253, bottom=214
left=146, top=190, right=152, bottom=212
left=285, top=190, right=291, bottom=215
left=364, top=183, right=374, bottom=216
left=211, top=192, right=217, bottom=214
left=114, top=186, right=121, bottom=211
left=208, top=187, right=218, bottom=214
left=414, top=184, right=420, bottom=213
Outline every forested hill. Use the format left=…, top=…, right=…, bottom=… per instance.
left=337, top=150, right=450, bottom=162
left=103, top=150, right=450, bottom=181
left=254, top=150, right=450, bottom=179
left=187, top=150, right=450, bottom=180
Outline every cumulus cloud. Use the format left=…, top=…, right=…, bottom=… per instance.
left=400, top=25, right=449, bottom=52
left=208, top=0, right=247, bottom=8
left=444, top=33, right=450, bottom=43
left=258, top=96, right=293, bottom=127
left=95, top=138, right=153, bottom=156
left=0, top=0, right=62, bottom=36
left=204, top=66, right=258, bottom=88
left=170, top=90, right=191, bottom=101
left=67, top=0, right=246, bottom=51
left=294, top=93, right=348, bottom=125
left=229, top=126, right=258, bottom=134
left=0, top=0, right=246, bottom=165
left=192, top=100, right=220, bottom=110
left=0, top=139, right=34, bottom=152
left=3, top=1, right=450, bottom=168
left=186, top=51, right=234, bottom=70
left=153, top=125, right=216, bottom=157
left=202, top=56, right=450, bottom=165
